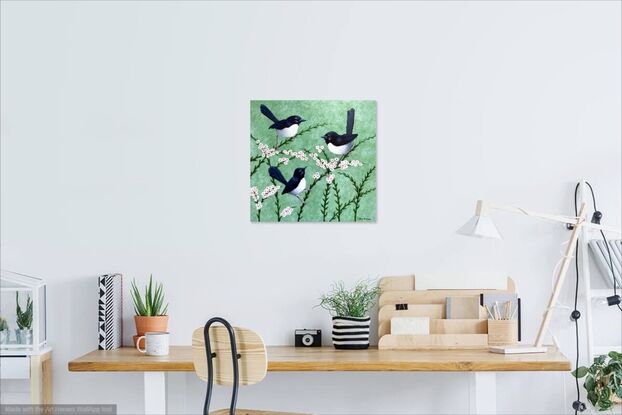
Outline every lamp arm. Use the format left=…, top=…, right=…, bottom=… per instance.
left=486, top=202, right=578, bottom=225
left=484, top=202, right=622, bottom=234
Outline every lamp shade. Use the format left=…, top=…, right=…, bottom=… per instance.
left=457, top=215, right=502, bottom=239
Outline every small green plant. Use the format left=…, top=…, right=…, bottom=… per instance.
left=16, top=292, right=33, bottom=330
left=317, top=279, right=380, bottom=317
left=572, top=351, right=622, bottom=411
left=131, top=275, right=168, bottom=317
left=0, top=316, right=8, bottom=331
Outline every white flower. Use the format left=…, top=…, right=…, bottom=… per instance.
left=326, top=174, right=335, bottom=185
left=255, top=201, right=263, bottom=210
left=250, top=186, right=259, bottom=202
left=338, top=160, right=349, bottom=170
left=256, top=140, right=279, bottom=159
left=315, top=145, right=325, bottom=152
left=261, top=185, right=280, bottom=199
left=278, top=157, right=289, bottom=165
left=349, top=160, right=362, bottom=167
left=293, top=151, right=308, bottom=161
left=312, top=172, right=321, bottom=180
left=280, top=207, right=293, bottom=217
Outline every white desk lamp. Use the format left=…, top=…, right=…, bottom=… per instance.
left=458, top=200, right=619, bottom=354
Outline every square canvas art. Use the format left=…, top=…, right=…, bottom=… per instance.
left=250, top=100, right=376, bottom=222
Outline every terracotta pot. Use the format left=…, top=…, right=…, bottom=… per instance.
left=134, top=315, right=169, bottom=347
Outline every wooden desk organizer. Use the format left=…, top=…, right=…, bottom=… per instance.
left=377, top=275, right=516, bottom=350
left=487, top=320, right=518, bottom=346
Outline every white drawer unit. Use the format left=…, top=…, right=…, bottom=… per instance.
left=0, top=356, right=30, bottom=379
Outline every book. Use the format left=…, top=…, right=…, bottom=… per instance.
left=98, top=273, right=123, bottom=350
left=445, top=296, right=480, bottom=319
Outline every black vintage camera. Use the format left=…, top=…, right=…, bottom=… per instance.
left=294, top=329, right=322, bottom=347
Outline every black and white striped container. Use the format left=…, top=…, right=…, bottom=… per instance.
left=331, top=316, right=371, bottom=349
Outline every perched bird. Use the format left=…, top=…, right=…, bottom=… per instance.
left=322, top=108, right=358, bottom=156
left=268, top=166, right=306, bottom=203
left=260, top=104, right=305, bottom=139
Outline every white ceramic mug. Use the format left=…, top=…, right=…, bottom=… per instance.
left=136, top=332, right=170, bottom=356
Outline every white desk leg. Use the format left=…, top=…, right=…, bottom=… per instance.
left=144, top=372, right=167, bottom=415
left=468, top=372, right=496, bottom=414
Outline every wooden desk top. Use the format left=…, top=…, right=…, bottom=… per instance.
left=68, top=346, right=570, bottom=372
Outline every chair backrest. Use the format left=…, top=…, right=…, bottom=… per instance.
left=192, top=324, right=268, bottom=386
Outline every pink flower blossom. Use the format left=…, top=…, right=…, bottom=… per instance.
left=261, top=185, right=280, bottom=199
left=280, top=207, right=293, bottom=217
left=326, top=174, right=335, bottom=185
left=255, top=201, right=263, bottom=210
left=278, top=157, right=289, bottom=165
left=250, top=186, right=259, bottom=202
left=312, top=172, right=321, bottom=180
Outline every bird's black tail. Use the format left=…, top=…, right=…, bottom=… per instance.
left=260, top=104, right=279, bottom=124
left=346, top=108, right=355, bottom=136
left=268, top=166, right=288, bottom=185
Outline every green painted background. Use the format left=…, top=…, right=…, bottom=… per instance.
left=250, top=100, right=377, bottom=222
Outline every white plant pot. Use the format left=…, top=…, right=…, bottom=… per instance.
left=15, top=329, right=32, bottom=345
left=0, top=330, right=9, bottom=344
left=332, top=316, right=371, bottom=349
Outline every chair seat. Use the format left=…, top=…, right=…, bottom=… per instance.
left=210, top=409, right=309, bottom=415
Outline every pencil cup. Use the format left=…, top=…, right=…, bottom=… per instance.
left=487, top=320, right=518, bottom=346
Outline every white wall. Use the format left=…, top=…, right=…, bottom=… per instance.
left=1, top=1, right=620, bottom=413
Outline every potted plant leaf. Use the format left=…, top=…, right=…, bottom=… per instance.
left=131, top=275, right=169, bottom=347
left=318, top=279, right=379, bottom=349
left=572, top=351, right=622, bottom=412
left=0, top=316, right=9, bottom=344
left=15, top=292, right=33, bottom=344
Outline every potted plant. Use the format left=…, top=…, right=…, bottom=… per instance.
left=15, top=292, right=33, bottom=344
left=572, top=351, right=622, bottom=412
left=0, top=316, right=9, bottom=344
left=318, top=279, right=380, bottom=349
left=131, top=275, right=169, bottom=347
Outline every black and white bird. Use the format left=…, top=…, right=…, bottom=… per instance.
left=260, top=104, right=305, bottom=139
left=268, top=166, right=306, bottom=203
left=322, top=108, right=358, bottom=156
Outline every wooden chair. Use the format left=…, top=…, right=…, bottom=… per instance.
left=192, top=317, right=308, bottom=415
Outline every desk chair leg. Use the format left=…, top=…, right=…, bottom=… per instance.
left=144, top=372, right=166, bottom=415
left=468, top=372, right=496, bottom=415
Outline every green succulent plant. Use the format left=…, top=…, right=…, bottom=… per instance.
left=16, top=292, right=33, bottom=330
left=572, top=351, right=622, bottom=411
left=131, top=275, right=168, bottom=317
left=0, top=316, right=8, bottom=331
left=317, top=279, right=380, bottom=318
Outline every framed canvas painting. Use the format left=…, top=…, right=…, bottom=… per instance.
left=250, top=100, right=377, bottom=222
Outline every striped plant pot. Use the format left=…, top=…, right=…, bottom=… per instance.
left=332, top=316, right=371, bottom=349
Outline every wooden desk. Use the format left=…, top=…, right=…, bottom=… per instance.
left=69, top=346, right=570, bottom=414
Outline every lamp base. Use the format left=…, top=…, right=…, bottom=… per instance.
left=489, top=344, right=548, bottom=354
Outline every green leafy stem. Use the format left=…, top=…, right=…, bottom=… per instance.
left=339, top=165, right=376, bottom=221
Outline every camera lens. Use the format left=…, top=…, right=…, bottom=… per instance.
left=302, top=334, right=313, bottom=346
